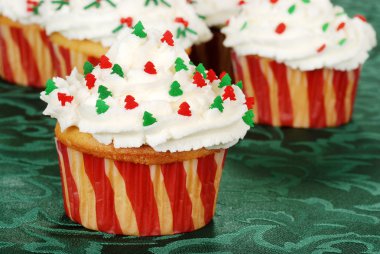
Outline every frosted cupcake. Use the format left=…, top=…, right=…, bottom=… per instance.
left=0, top=0, right=211, bottom=88
left=0, top=0, right=52, bottom=87
left=223, top=0, right=376, bottom=128
left=42, top=0, right=211, bottom=85
left=40, top=24, right=253, bottom=236
left=189, top=0, right=245, bottom=75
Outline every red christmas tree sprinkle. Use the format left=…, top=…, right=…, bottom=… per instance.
left=207, top=69, right=218, bottom=83
left=223, top=86, right=236, bottom=101
left=85, top=73, right=96, bottom=89
left=245, top=97, right=255, bottom=109
left=178, top=102, right=192, bottom=116
left=238, top=1, right=246, bottom=6
left=161, top=30, right=175, bottom=46
left=175, top=17, right=189, bottom=28
left=193, top=72, right=207, bottom=88
left=275, top=23, right=287, bottom=34
left=99, top=55, right=112, bottom=69
left=270, top=0, right=278, bottom=4
left=220, top=71, right=227, bottom=79
left=120, top=17, right=133, bottom=27
left=57, top=93, right=74, bottom=106
left=124, top=95, right=139, bottom=110
left=144, top=61, right=157, bottom=74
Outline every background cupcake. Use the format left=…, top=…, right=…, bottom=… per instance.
left=40, top=25, right=253, bottom=236
left=223, top=0, right=376, bottom=128
left=0, top=0, right=52, bottom=88
left=0, top=0, right=211, bottom=88
left=189, top=0, right=244, bottom=75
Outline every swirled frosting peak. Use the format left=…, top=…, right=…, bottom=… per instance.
left=222, top=0, right=377, bottom=71
left=41, top=25, right=253, bottom=152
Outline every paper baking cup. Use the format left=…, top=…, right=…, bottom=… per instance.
left=0, top=18, right=54, bottom=88
left=55, top=140, right=226, bottom=236
left=232, top=51, right=361, bottom=128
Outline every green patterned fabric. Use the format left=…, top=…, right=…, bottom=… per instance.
left=1, top=1, right=380, bottom=253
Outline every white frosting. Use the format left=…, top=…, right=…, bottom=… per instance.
left=190, top=0, right=243, bottom=27
left=0, top=0, right=44, bottom=24
left=222, top=0, right=377, bottom=71
left=41, top=28, right=252, bottom=152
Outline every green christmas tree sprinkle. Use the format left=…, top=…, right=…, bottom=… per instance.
left=196, top=63, right=207, bottom=78
left=98, top=85, right=112, bottom=100
left=175, top=57, right=188, bottom=72
left=83, top=61, right=94, bottom=75
left=144, top=0, right=171, bottom=7
left=169, top=81, right=183, bottom=97
left=96, top=99, right=109, bottom=114
left=143, top=111, right=157, bottom=127
left=219, top=73, right=232, bottom=88
left=210, top=96, right=224, bottom=112
left=111, top=64, right=124, bottom=78
left=45, top=79, right=57, bottom=95
left=132, top=21, right=147, bottom=38
left=242, top=110, right=255, bottom=127
left=235, top=81, right=243, bottom=90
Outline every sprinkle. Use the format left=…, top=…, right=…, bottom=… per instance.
left=207, top=69, right=218, bottom=83
left=99, top=55, right=112, bottom=69
left=196, top=63, right=207, bottom=78
left=339, top=38, right=347, bottom=46
left=84, top=0, right=116, bottom=9
left=302, top=0, right=310, bottom=3
left=143, top=111, right=157, bottom=127
left=169, top=81, right=183, bottom=97
left=178, top=102, right=192, bottom=116
left=175, top=17, right=189, bottom=28
left=288, top=4, right=296, bottom=14
left=270, top=0, right=278, bottom=3
left=242, top=110, right=255, bottom=127
left=57, top=93, right=73, bottom=107
left=83, top=61, right=94, bottom=75
left=174, top=57, right=188, bottom=72
left=336, top=22, right=346, bottom=31
left=322, top=23, right=330, bottom=32
left=220, top=72, right=227, bottom=79
left=111, top=64, right=124, bottom=78
left=161, top=30, right=174, bottom=46
left=317, top=44, right=326, bottom=53
left=132, top=21, right=147, bottom=38
left=240, top=21, right=248, bottom=31
left=222, top=86, right=236, bottom=101
left=355, top=14, right=367, bottom=22
left=98, top=85, right=112, bottom=100
left=144, top=61, right=157, bottom=74
left=245, top=97, right=255, bottom=109
left=219, top=73, right=232, bottom=88
left=210, top=96, right=224, bottom=112
left=52, top=0, right=69, bottom=11
left=124, top=95, right=139, bottom=110
left=120, top=17, right=133, bottom=27
left=235, top=81, right=243, bottom=89
left=96, top=99, right=109, bottom=114
left=85, top=73, right=96, bottom=90
left=275, top=23, right=287, bottom=34
left=144, top=0, right=171, bottom=7
left=45, top=79, right=57, bottom=95
left=193, top=72, right=207, bottom=88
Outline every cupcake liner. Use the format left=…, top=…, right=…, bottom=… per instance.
left=232, top=51, right=361, bottom=128
left=190, top=28, right=233, bottom=76
left=0, top=18, right=54, bottom=88
left=55, top=140, right=227, bottom=236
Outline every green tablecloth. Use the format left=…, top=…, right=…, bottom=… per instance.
left=1, top=1, right=380, bottom=253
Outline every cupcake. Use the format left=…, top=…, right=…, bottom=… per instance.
left=189, top=0, right=244, bottom=75
left=0, top=0, right=53, bottom=88
left=0, top=0, right=211, bottom=88
left=40, top=24, right=254, bottom=236
left=222, top=0, right=376, bottom=128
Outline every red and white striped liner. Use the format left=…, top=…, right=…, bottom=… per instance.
left=55, top=140, right=227, bottom=236
left=232, top=51, right=361, bottom=128
left=0, top=19, right=99, bottom=88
